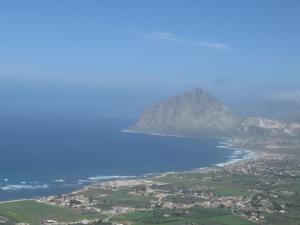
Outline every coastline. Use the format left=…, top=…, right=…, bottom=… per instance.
left=153, top=137, right=258, bottom=179
left=0, top=133, right=258, bottom=203
left=214, top=138, right=257, bottom=167
left=68, top=135, right=259, bottom=197
left=121, top=129, right=188, bottom=138
left=123, top=129, right=258, bottom=169
left=0, top=199, right=30, bottom=204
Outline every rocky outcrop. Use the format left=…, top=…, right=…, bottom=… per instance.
left=128, top=88, right=239, bottom=136
left=240, top=117, right=300, bottom=136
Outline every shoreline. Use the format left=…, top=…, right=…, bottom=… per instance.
left=65, top=136, right=260, bottom=198
left=0, top=199, right=30, bottom=204
left=68, top=137, right=259, bottom=197
left=0, top=135, right=258, bottom=203
left=152, top=137, right=258, bottom=180
left=121, top=129, right=189, bottom=138
left=123, top=130, right=258, bottom=169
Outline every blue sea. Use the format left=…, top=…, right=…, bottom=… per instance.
left=0, top=115, right=248, bottom=201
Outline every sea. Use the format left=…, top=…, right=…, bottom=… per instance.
left=0, top=115, right=250, bottom=201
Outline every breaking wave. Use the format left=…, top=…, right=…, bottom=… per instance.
left=1, top=184, right=49, bottom=191
left=215, top=139, right=254, bottom=167
left=87, top=175, right=137, bottom=181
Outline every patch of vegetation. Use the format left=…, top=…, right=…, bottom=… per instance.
left=113, top=207, right=255, bottom=225
left=0, top=200, right=85, bottom=225
left=208, top=215, right=254, bottom=225
left=155, top=174, right=204, bottom=187
left=97, top=189, right=154, bottom=209
left=263, top=209, right=300, bottom=225
left=212, top=187, right=251, bottom=197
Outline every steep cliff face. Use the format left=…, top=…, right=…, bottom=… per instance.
left=129, top=88, right=239, bottom=136
left=240, top=117, right=300, bottom=136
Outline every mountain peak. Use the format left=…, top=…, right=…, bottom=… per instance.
left=185, top=87, right=206, bottom=95
left=129, top=88, right=238, bottom=136
left=182, top=88, right=210, bottom=99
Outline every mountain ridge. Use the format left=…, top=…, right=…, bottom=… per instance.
left=128, top=88, right=300, bottom=137
left=254, top=91, right=300, bottom=122
left=128, top=88, right=239, bottom=136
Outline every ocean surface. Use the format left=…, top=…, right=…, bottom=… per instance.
left=0, top=115, right=248, bottom=201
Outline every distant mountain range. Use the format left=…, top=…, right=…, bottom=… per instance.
left=128, top=88, right=300, bottom=137
left=254, top=91, right=300, bottom=122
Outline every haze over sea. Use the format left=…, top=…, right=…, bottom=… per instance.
left=0, top=115, right=246, bottom=201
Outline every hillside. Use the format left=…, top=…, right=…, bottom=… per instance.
left=128, top=88, right=239, bottom=136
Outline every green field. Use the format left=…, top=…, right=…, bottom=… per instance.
left=208, top=215, right=253, bottom=225
left=0, top=139, right=298, bottom=225
left=155, top=173, right=253, bottom=197
left=96, top=188, right=154, bottom=209
left=212, top=187, right=251, bottom=197
left=112, top=207, right=256, bottom=225
left=0, top=200, right=85, bottom=225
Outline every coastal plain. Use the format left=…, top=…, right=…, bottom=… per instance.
left=1, top=89, right=300, bottom=225
left=0, top=134, right=299, bottom=225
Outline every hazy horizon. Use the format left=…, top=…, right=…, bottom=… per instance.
left=1, top=0, right=300, bottom=118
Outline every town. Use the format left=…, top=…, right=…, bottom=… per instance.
left=1, top=135, right=299, bottom=225
left=33, top=139, right=299, bottom=225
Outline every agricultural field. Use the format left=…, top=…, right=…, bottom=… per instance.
left=112, top=207, right=255, bottom=225
left=0, top=137, right=299, bottom=225
left=0, top=200, right=86, bottom=225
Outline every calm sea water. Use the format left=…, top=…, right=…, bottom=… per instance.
left=0, top=115, right=243, bottom=201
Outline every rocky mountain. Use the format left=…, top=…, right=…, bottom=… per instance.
left=240, top=117, right=300, bottom=136
left=255, top=91, right=300, bottom=122
left=128, top=88, right=239, bottom=136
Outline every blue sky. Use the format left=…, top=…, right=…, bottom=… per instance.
left=0, top=0, right=300, bottom=117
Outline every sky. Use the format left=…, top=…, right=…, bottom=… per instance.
left=0, top=0, right=300, bottom=117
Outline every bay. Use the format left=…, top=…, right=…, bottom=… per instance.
left=0, top=115, right=242, bottom=201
